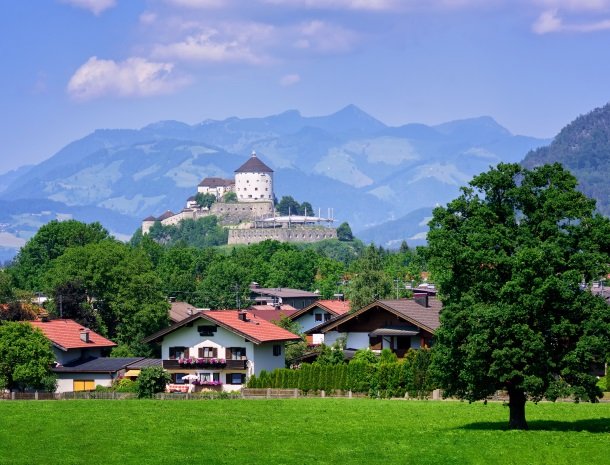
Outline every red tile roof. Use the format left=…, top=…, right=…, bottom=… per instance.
left=317, top=300, right=350, bottom=316
left=144, top=310, right=301, bottom=345
left=29, top=319, right=116, bottom=351
left=247, top=306, right=298, bottom=322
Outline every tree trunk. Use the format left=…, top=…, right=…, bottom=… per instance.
left=507, top=387, right=528, bottom=430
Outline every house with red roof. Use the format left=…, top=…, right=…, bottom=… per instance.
left=29, top=318, right=116, bottom=366
left=143, top=309, right=301, bottom=392
left=288, top=299, right=351, bottom=344
left=305, top=295, right=441, bottom=358
left=27, top=317, right=150, bottom=393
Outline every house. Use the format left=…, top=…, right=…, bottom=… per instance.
left=52, top=357, right=159, bottom=393
left=29, top=317, right=116, bottom=366
left=305, top=295, right=441, bottom=357
left=27, top=317, right=159, bottom=392
left=143, top=309, right=301, bottom=391
left=249, top=283, right=319, bottom=310
left=288, top=299, right=351, bottom=343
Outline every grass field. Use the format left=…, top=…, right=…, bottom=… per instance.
left=1, top=399, right=609, bottom=465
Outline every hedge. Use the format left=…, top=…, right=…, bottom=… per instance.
left=247, top=349, right=435, bottom=398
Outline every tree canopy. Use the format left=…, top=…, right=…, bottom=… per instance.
left=427, top=163, right=610, bottom=429
left=0, top=322, right=57, bottom=392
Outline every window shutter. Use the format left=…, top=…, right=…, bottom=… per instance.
left=213, top=348, right=218, bottom=358
left=184, top=348, right=190, bottom=358
left=169, top=347, right=176, bottom=359
left=198, top=347, right=204, bottom=357
left=226, top=373, right=232, bottom=384
left=226, top=347, right=232, bottom=360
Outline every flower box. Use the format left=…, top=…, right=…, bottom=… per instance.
left=177, top=357, right=227, bottom=368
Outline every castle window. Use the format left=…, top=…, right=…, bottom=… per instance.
left=255, top=187, right=258, bottom=191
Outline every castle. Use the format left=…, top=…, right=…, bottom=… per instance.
left=142, top=151, right=337, bottom=245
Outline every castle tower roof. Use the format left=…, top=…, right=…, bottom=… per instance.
left=235, top=151, right=273, bottom=173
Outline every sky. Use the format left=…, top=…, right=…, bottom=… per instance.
left=2, top=0, right=610, bottom=174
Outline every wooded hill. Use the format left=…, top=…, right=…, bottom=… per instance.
left=522, top=102, right=610, bottom=216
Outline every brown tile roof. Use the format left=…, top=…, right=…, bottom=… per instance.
left=198, top=177, right=234, bottom=188
left=247, top=306, right=298, bottom=322
left=143, top=215, right=156, bottom=221
left=157, top=210, right=175, bottom=221
left=169, top=301, right=199, bottom=323
left=251, top=286, right=319, bottom=299
left=144, top=310, right=301, bottom=345
left=289, top=299, right=350, bottom=321
left=29, top=319, right=116, bottom=351
left=305, top=297, right=441, bottom=335
left=235, top=153, right=273, bottom=173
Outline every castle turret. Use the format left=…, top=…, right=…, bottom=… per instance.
left=234, top=151, right=274, bottom=203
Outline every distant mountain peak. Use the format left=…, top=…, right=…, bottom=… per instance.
left=434, top=116, right=511, bottom=137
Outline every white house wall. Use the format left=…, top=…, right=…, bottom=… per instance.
left=294, top=310, right=327, bottom=333
left=55, top=373, right=114, bottom=393
left=252, top=343, right=286, bottom=374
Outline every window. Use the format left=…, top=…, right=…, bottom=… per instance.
left=227, top=347, right=247, bottom=360
left=273, top=344, right=281, bottom=356
left=255, top=187, right=258, bottom=191
left=198, top=347, right=217, bottom=358
left=213, top=372, right=220, bottom=382
left=226, top=373, right=246, bottom=385
left=324, top=313, right=331, bottom=322
left=174, top=373, right=188, bottom=384
left=169, top=346, right=189, bottom=359
left=314, top=313, right=322, bottom=322
left=200, top=373, right=211, bottom=382
left=197, top=325, right=215, bottom=336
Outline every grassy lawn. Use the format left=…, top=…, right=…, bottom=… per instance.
left=1, top=399, right=609, bottom=465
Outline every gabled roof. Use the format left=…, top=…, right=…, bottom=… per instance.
left=53, top=357, right=144, bottom=373
left=235, top=152, right=273, bottom=173
left=29, top=319, right=116, bottom=351
left=143, top=310, right=301, bottom=345
left=247, top=306, right=298, bottom=322
left=289, top=299, right=350, bottom=321
left=305, top=298, right=441, bottom=335
left=143, top=215, right=156, bottom=222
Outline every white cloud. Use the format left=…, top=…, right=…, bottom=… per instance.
left=139, top=11, right=158, bottom=24
left=280, top=74, right=301, bottom=86
left=67, top=56, right=189, bottom=101
left=295, top=20, right=357, bottom=53
left=152, top=24, right=273, bottom=64
left=59, top=0, right=116, bottom=15
left=533, top=8, right=610, bottom=33
left=532, top=9, right=563, bottom=33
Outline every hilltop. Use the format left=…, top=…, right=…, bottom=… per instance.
left=522, top=102, right=610, bottom=216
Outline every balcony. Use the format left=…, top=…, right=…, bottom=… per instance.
left=163, top=359, right=248, bottom=370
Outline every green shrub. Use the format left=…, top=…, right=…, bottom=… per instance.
left=137, top=367, right=170, bottom=399
left=114, top=378, right=139, bottom=393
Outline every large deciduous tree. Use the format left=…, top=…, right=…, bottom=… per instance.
left=427, top=163, right=610, bottom=429
left=0, top=322, right=57, bottom=392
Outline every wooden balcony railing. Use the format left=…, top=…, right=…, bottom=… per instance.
left=163, top=359, right=248, bottom=370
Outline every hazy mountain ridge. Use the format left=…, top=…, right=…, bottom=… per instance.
left=0, top=105, right=549, bottom=255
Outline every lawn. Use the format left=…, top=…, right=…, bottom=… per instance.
left=1, top=399, right=609, bottom=465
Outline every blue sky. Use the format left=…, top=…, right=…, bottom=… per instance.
left=2, top=0, right=610, bottom=174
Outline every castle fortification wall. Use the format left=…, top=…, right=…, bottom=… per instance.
left=228, top=227, right=337, bottom=245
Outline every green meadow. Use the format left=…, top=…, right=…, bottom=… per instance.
left=1, top=399, right=609, bottom=465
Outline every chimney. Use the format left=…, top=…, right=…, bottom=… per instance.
left=80, top=329, right=90, bottom=343
left=333, top=293, right=344, bottom=301
left=413, top=293, right=429, bottom=308
left=238, top=311, right=249, bottom=322
left=39, top=311, right=50, bottom=322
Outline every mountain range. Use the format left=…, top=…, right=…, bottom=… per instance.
left=0, top=105, right=551, bottom=261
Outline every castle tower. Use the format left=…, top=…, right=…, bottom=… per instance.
left=234, top=151, right=274, bottom=203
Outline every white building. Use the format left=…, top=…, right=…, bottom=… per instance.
left=235, top=151, right=274, bottom=202
left=143, top=309, right=300, bottom=392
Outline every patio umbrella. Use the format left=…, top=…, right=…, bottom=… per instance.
left=182, top=374, right=198, bottom=382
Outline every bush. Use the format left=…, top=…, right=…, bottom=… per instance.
left=114, top=378, right=139, bottom=393
left=137, top=367, right=170, bottom=399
